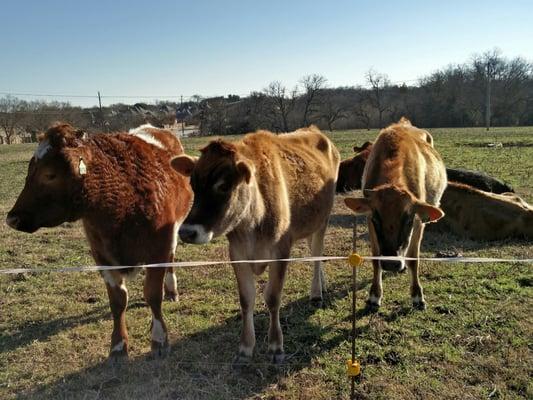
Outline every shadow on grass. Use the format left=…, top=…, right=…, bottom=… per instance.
left=19, top=281, right=378, bottom=400
left=0, top=306, right=109, bottom=355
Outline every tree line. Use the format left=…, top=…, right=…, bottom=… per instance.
left=1, top=50, right=532, bottom=143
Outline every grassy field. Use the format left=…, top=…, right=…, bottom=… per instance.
left=0, top=127, right=532, bottom=399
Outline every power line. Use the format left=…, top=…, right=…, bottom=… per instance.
left=0, top=79, right=422, bottom=102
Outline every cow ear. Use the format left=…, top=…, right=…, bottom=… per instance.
left=414, top=202, right=444, bottom=223
left=236, top=160, right=253, bottom=184
left=171, top=155, right=197, bottom=177
left=344, top=197, right=372, bottom=215
left=74, top=128, right=87, bottom=140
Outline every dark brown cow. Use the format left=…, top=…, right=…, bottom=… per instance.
left=171, top=126, right=340, bottom=365
left=6, top=123, right=192, bottom=359
left=344, top=118, right=447, bottom=310
left=336, top=141, right=373, bottom=192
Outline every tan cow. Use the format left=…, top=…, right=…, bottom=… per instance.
left=437, top=182, right=533, bottom=240
left=6, top=123, right=192, bottom=359
left=344, top=118, right=447, bottom=310
left=171, top=126, right=340, bottom=365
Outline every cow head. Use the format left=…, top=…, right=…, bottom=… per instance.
left=344, top=184, right=444, bottom=272
left=6, top=123, right=87, bottom=233
left=171, top=140, right=254, bottom=244
left=336, top=141, right=373, bottom=192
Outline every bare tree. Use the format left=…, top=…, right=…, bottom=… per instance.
left=317, top=92, right=348, bottom=131
left=365, top=69, right=391, bottom=128
left=0, top=96, right=28, bottom=144
left=299, top=74, right=327, bottom=126
left=264, top=81, right=297, bottom=132
left=472, top=49, right=504, bottom=130
left=353, top=94, right=373, bottom=130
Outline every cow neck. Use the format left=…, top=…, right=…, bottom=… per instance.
left=228, top=178, right=266, bottom=239
left=79, top=135, right=135, bottom=226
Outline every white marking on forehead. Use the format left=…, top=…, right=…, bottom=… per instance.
left=34, top=139, right=52, bottom=160
left=128, top=124, right=165, bottom=149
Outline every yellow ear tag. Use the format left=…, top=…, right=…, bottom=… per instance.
left=79, top=158, right=87, bottom=175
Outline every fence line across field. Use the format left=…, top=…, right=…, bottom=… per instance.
left=1, top=255, right=532, bottom=275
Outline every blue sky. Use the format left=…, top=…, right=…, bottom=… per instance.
left=1, top=0, right=532, bottom=106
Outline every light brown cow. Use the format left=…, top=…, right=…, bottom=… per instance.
left=338, top=140, right=514, bottom=195
left=171, top=126, right=340, bottom=365
left=344, top=118, right=446, bottom=310
left=437, top=182, right=533, bottom=240
left=6, top=123, right=192, bottom=359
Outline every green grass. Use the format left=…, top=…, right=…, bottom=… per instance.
left=0, top=127, right=532, bottom=399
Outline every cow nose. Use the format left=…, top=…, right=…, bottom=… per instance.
left=6, top=213, right=20, bottom=229
left=179, top=225, right=198, bottom=243
left=380, top=260, right=406, bottom=273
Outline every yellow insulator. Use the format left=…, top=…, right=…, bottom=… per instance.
left=348, top=253, right=364, bottom=267
left=346, top=359, right=361, bottom=376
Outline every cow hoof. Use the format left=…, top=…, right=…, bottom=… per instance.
left=310, top=297, right=323, bottom=308
left=108, top=350, right=128, bottom=364
left=151, top=340, right=170, bottom=358
left=412, top=300, right=427, bottom=311
left=269, top=349, right=285, bottom=365
left=232, top=353, right=252, bottom=370
left=365, top=300, right=380, bottom=313
left=164, top=292, right=179, bottom=302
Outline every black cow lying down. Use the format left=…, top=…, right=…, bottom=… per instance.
left=445, top=168, right=513, bottom=194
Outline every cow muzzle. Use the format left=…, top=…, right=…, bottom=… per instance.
left=5, top=211, right=38, bottom=233
left=178, top=224, right=213, bottom=244
left=379, top=259, right=406, bottom=273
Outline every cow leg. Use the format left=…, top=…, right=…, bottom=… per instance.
left=102, top=271, right=129, bottom=359
left=264, top=259, right=288, bottom=364
left=366, top=261, right=383, bottom=310
left=164, top=267, right=179, bottom=302
left=367, top=235, right=383, bottom=309
left=232, top=263, right=256, bottom=365
left=407, top=222, right=425, bottom=310
left=144, top=267, right=169, bottom=356
left=307, top=224, right=327, bottom=304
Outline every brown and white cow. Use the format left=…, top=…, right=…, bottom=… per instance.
left=344, top=118, right=447, bottom=310
left=6, top=123, right=192, bottom=359
left=171, top=126, right=340, bottom=365
left=436, top=182, right=533, bottom=240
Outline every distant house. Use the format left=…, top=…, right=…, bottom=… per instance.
left=176, top=105, right=193, bottom=121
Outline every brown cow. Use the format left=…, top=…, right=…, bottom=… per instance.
left=6, top=123, right=192, bottom=359
left=171, top=126, right=340, bottom=365
left=437, top=182, right=533, bottom=240
left=344, top=118, right=446, bottom=310
left=336, top=141, right=373, bottom=192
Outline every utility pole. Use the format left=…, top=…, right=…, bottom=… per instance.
left=97, top=91, right=106, bottom=131
left=485, top=63, right=491, bottom=131
left=180, top=95, right=185, bottom=136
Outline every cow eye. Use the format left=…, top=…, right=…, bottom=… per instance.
left=217, top=181, right=231, bottom=193
left=44, top=173, right=57, bottom=181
